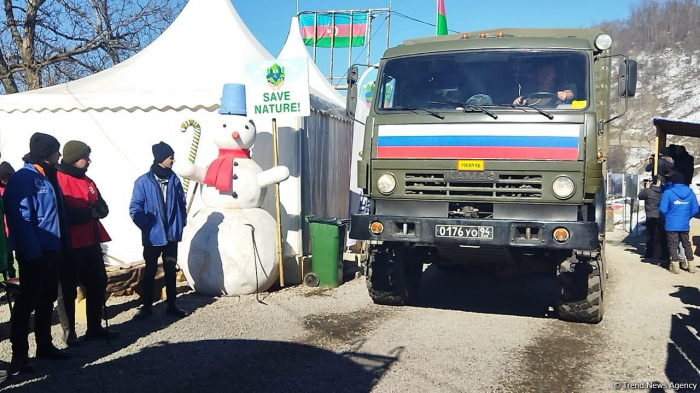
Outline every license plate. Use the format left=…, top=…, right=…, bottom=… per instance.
left=457, top=160, right=484, bottom=171
left=435, top=225, right=494, bottom=239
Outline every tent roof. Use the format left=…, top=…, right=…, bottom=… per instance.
left=278, top=17, right=345, bottom=108
left=653, top=117, right=700, bottom=138
left=0, top=0, right=273, bottom=113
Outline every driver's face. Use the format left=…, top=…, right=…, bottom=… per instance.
left=537, top=65, right=556, bottom=88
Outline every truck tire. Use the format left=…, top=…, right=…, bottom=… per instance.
left=366, top=244, right=423, bottom=306
left=556, top=255, right=604, bottom=323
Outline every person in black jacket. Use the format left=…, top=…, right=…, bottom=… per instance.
left=639, top=175, right=669, bottom=259
left=674, top=145, right=695, bottom=186
left=645, top=147, right=675, bottom=179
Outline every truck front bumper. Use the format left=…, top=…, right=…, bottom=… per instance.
left=350, top=215, right=599, bottom=250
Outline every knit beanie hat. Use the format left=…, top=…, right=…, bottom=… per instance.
left=0, top=162, right=15, bottom=176
left=29, top=132, right=60, bottom=160
left=152, top=141, right=174, bottom=164
left=62, top=140, right=91, bottom=165
left=669, top=172, right=685, bottom=185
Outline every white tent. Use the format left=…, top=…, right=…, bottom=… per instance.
left=0, top=0, right=349, bottom=284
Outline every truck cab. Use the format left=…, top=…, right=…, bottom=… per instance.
left=346, top=28, right=637, bottom=323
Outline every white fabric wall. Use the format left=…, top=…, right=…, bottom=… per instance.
left=0, top=109, right=303, bottom=267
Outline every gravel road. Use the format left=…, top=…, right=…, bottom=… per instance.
left=1, top=228, right=699, bottom=392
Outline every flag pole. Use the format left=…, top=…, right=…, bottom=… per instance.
left=329, top=12, right=335, bottom=83
left=313, top=12, right=318, bottom=62
left=348, top=11, right=354, bottom=78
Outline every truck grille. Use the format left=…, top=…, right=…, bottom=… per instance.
left=404, top=173, right=543, bottom=199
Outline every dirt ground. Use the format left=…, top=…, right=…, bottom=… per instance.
left=0, top=228, right=699, bottom=392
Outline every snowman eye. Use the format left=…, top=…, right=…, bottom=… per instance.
left=244, top=125, right=249, bottom=130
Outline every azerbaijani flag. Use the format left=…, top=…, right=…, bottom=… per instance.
left=300, top=13, right=367, bottom=48
left=437, top=0, right=448, bottom=36
left=376, top=124, right=580, bottom=161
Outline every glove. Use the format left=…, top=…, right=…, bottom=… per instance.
left=91, top=203, right=108, bottom=219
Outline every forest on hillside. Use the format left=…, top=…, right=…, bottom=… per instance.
left=597, top=0, right=700, bottom=53
left=595, top=0, right=700, bottom=173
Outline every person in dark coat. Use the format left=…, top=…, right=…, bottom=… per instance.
left=129, top=142, right=188, bottom=320
left=3, top=133, right=72, bottom=375
left=645, top=147, right=675, bottom=179
left=659, top=172, right=699, bottom=274
left=674, top=145, right=695, bottom=186
left=639, top=175, right=669, bottom=259
left=56, top=141, right=119, bottom=346
left=0, top=159, right=16, bottom=278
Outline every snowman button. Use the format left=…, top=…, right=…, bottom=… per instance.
left=232, top=192, right=238, bottom=199
left=233, top=174, right=238, bottom=180
left=233, top=161, right=239, bottom=167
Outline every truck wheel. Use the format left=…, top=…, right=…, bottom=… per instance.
left=556, top=255, right=604, bottom=323
left=366, top=245, right=423, bottom=306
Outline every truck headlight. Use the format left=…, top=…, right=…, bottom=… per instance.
left=552, top=176, right=575, bottom=199
left=377, top=173, right=397, bottom=195
left=594, top=33, right=613, bottom=51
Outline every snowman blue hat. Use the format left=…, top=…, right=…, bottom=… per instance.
left=220, top=83, right=247, bottom=116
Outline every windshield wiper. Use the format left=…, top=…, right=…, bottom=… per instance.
left=429, top=100, right=498, bottom=119
left=512, top=103, right=554, bottom=120
left=386, top=106, right=444, bottom=119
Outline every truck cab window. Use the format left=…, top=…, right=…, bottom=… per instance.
left=376, top=50, right=589, bottom=112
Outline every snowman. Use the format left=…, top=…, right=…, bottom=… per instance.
left=176, top=113, right=289, bottom=296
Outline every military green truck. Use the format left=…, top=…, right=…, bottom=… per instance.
left=345, top=28, right=637, bottom=324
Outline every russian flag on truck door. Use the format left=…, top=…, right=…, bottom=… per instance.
left=376, top=124, right=580, bottom=160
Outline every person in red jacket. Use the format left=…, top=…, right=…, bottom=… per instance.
left=56, top=141, right=119, bottom=345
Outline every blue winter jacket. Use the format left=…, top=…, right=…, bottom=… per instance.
left=3, top=163, right=70, bottom=260
left=129, top=170, right=187, bottom=247
left=659, top=182, right=700, bottom=231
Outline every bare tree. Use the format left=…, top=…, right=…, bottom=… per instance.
left=0, top=0, right=186, bottom=94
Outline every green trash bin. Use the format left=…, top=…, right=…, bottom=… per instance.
left=306, top=216, right=350, bottom=288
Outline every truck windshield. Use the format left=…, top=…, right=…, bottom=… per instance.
left=375, top=50, right=589, bottom=112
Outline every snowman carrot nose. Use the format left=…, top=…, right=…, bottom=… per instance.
left=231, top=131, right=240, bottom=139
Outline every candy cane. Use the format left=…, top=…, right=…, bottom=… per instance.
left=180, top=119, right=202, bottom=194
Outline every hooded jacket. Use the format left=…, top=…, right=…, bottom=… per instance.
left=659, top=182, right=700, bottom=231
left=638, top=185, right=663, bottom=219
left=3, top=163, right=70, bottom=260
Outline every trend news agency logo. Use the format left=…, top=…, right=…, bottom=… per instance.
left=266, top=63, right=285, bottom=91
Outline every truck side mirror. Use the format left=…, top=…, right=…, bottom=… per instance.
left=346, top=66, right=359, bottom=118
left=618, top=59, right=638, bottom=98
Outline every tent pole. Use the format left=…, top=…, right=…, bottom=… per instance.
left=272, top=117, right=285, bottom=287
left=313, top=13, right=318, bottom=63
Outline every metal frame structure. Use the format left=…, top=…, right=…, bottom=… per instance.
left=297, top=8, right=391, bottom=89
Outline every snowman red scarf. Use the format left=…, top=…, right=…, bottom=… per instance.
left=204, top=149, right=251, bottom=191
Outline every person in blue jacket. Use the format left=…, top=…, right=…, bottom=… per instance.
left=3, top=133, right=73, bottom=375
left=659, top=172, right=699, bottom=274
left=130, top=142, right=188, bottom=320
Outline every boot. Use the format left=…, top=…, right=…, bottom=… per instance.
left=669, top=260, right=681, bottom=274
left=85, top=327, right=120, bottom=341
left=681, top=259, right=689, bottom=270
left=687, top=259, right=696, bottom=273
left=62, top=329, right=80, bottom=347
left=8, top=356, right=35, bottom=375
left=36, top=345, right=73, bottom=361
left=165, top=303, right=188, bottom=318
left=133, top=306, right=153, bottom=321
